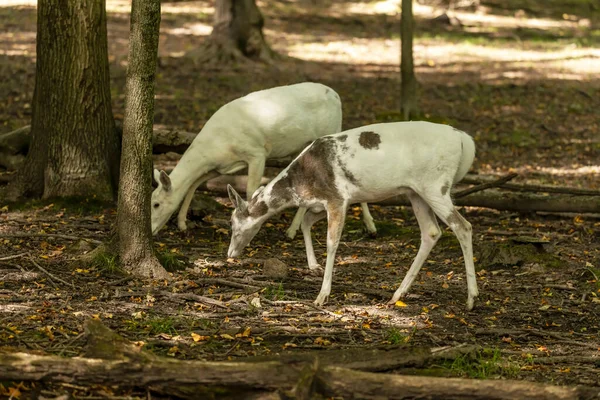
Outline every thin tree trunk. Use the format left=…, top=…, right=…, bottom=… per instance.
left=400, top=0, right=419, bottom=120
left=117, top=0, right=168, bottom=279
left=5, top=0, right=119, bottom=202
left=188, top=0, right=276, bottom=64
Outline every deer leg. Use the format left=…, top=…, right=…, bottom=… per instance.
left=389, top=192, right=441, bottom=304
left=314, top=202, right=347, bottom=306
left=177, top=171, right=220, bottom=231
left=286, top=207, right=307, bottom=239
left=360, top=203, right=377, bottom=235
left=246, top=156, right=267, bottom=200
left=424, top=192, right=477, bottom=311
left=300, top=208, right=326, bottom=270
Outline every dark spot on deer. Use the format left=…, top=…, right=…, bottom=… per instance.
left=441, top=182, right=450, bottom=196
left=337, top=134, right=348, bottom=142
left=250, top=200, right=269, bottom=217
left=340, top=163, right=358, bottom=184
left=359, top=131, right=381, bottom=150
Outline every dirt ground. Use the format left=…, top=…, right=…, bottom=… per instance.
left=1, top=0, right=599, bottom=398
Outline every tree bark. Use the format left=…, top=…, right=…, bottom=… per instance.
left=5, top=0, right=120, bottom=202
left=117, top=0, right=168, bottom=279
left=400, top=0, right=419, bottom=120
left=188, top=0, right=276, bottom=64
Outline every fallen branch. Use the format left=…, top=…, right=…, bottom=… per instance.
left=461, top=176, right=600, bottom=197
left=1, top=320, right=599, bottom=399
left=1, top=349, right=598, bottom=399
left=198, top=178, right=600, bottom=214
left=453, top=172, right=518, bottom=198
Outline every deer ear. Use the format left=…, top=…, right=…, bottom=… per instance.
left=227, top=185, right=247, bottom=212
left=159, top=170, right=172, bottom=192
left=153, top=169, right=161, bottom=185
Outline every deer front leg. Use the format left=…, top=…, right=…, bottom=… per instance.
left=245, top=156, right=267, bottom=200
left=301, top=209, right=326, bottom=270
left=177, top=171, right=220, bottom=231
left=314, top=202, right=347, bottom=306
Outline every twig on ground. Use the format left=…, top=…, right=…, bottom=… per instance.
left=0, top=233, right=103, bottom=244
left=158, top=291, right=231, bottom=309
left=29, top=255, right=75, bottom=289
left=454, top=173, right=518, bottom=199
left=199, top=278, right=263, bottom=292
left=0, top=252, right=28, bottom=261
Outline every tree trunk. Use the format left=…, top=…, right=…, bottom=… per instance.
left=188, top=0, right=276, bottom=64
left=117, top=0, right=168, bottom=279
left=5, top=0, right=120, bottom=202
left=400, top=0, right=419, bottom=120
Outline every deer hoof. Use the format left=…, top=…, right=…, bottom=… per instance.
left=286, top=227, right=297, bottom=240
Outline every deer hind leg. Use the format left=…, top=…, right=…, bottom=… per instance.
left=177, top=171, right=220, bottom=231
left=360, top=203, right=377, bottom=235
left=301, top=208, right=326, bottom=270
left=422, top=191, right=477, bottom=311
left=314, top=201, right=347, bottom=306
left=286, top=207, right=307, bottom=239
left=389, top=192, right=441, bottom=304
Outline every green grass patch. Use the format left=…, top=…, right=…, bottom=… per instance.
left=146, top=316, right=178, bottom=336
left=89, top=251, right=122, bottom=275
left=155, top=248, right=187, bottom=272
left=444, top=348, right=520, bottom=379
left=383, top=327, right=409, bottom=344
left=263, top=283, right=286, bottom=301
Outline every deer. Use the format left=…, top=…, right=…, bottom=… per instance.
left=226, top=121, right=479, bottom=310
left=151, top=82, right=377, bottom=237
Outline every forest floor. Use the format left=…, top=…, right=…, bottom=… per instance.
left=1, top=0, right=600, bottom=398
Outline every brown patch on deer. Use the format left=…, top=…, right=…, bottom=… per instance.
left=359, top=131, right=381, bottom=150
left=274, top=137, right=342, bottom=202
left=250, top=201, right=269, bottom=217
left=337, top=134, right=348, bottom=142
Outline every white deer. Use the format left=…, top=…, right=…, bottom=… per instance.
left=227, top=121, right=478, bottom=310
left=151, top=82, right=376, bottom=236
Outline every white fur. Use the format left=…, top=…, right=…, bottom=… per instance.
left=227, top=121, right=478, bottom=310
left=151, top=82, right=375, bottom=236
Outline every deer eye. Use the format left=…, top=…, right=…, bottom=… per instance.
left=153, top=203, right=160, bottom=209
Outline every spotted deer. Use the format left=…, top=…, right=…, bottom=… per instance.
left=227, top=121, right=478, bottom=310
left=150, top=82, right=376, bottom=236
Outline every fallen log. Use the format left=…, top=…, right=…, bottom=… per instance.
left=1, top=320, right=598, bottom=400
left=198, top=176, right=600, bottom=214
left=0, top=125, right=199, bottom=169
